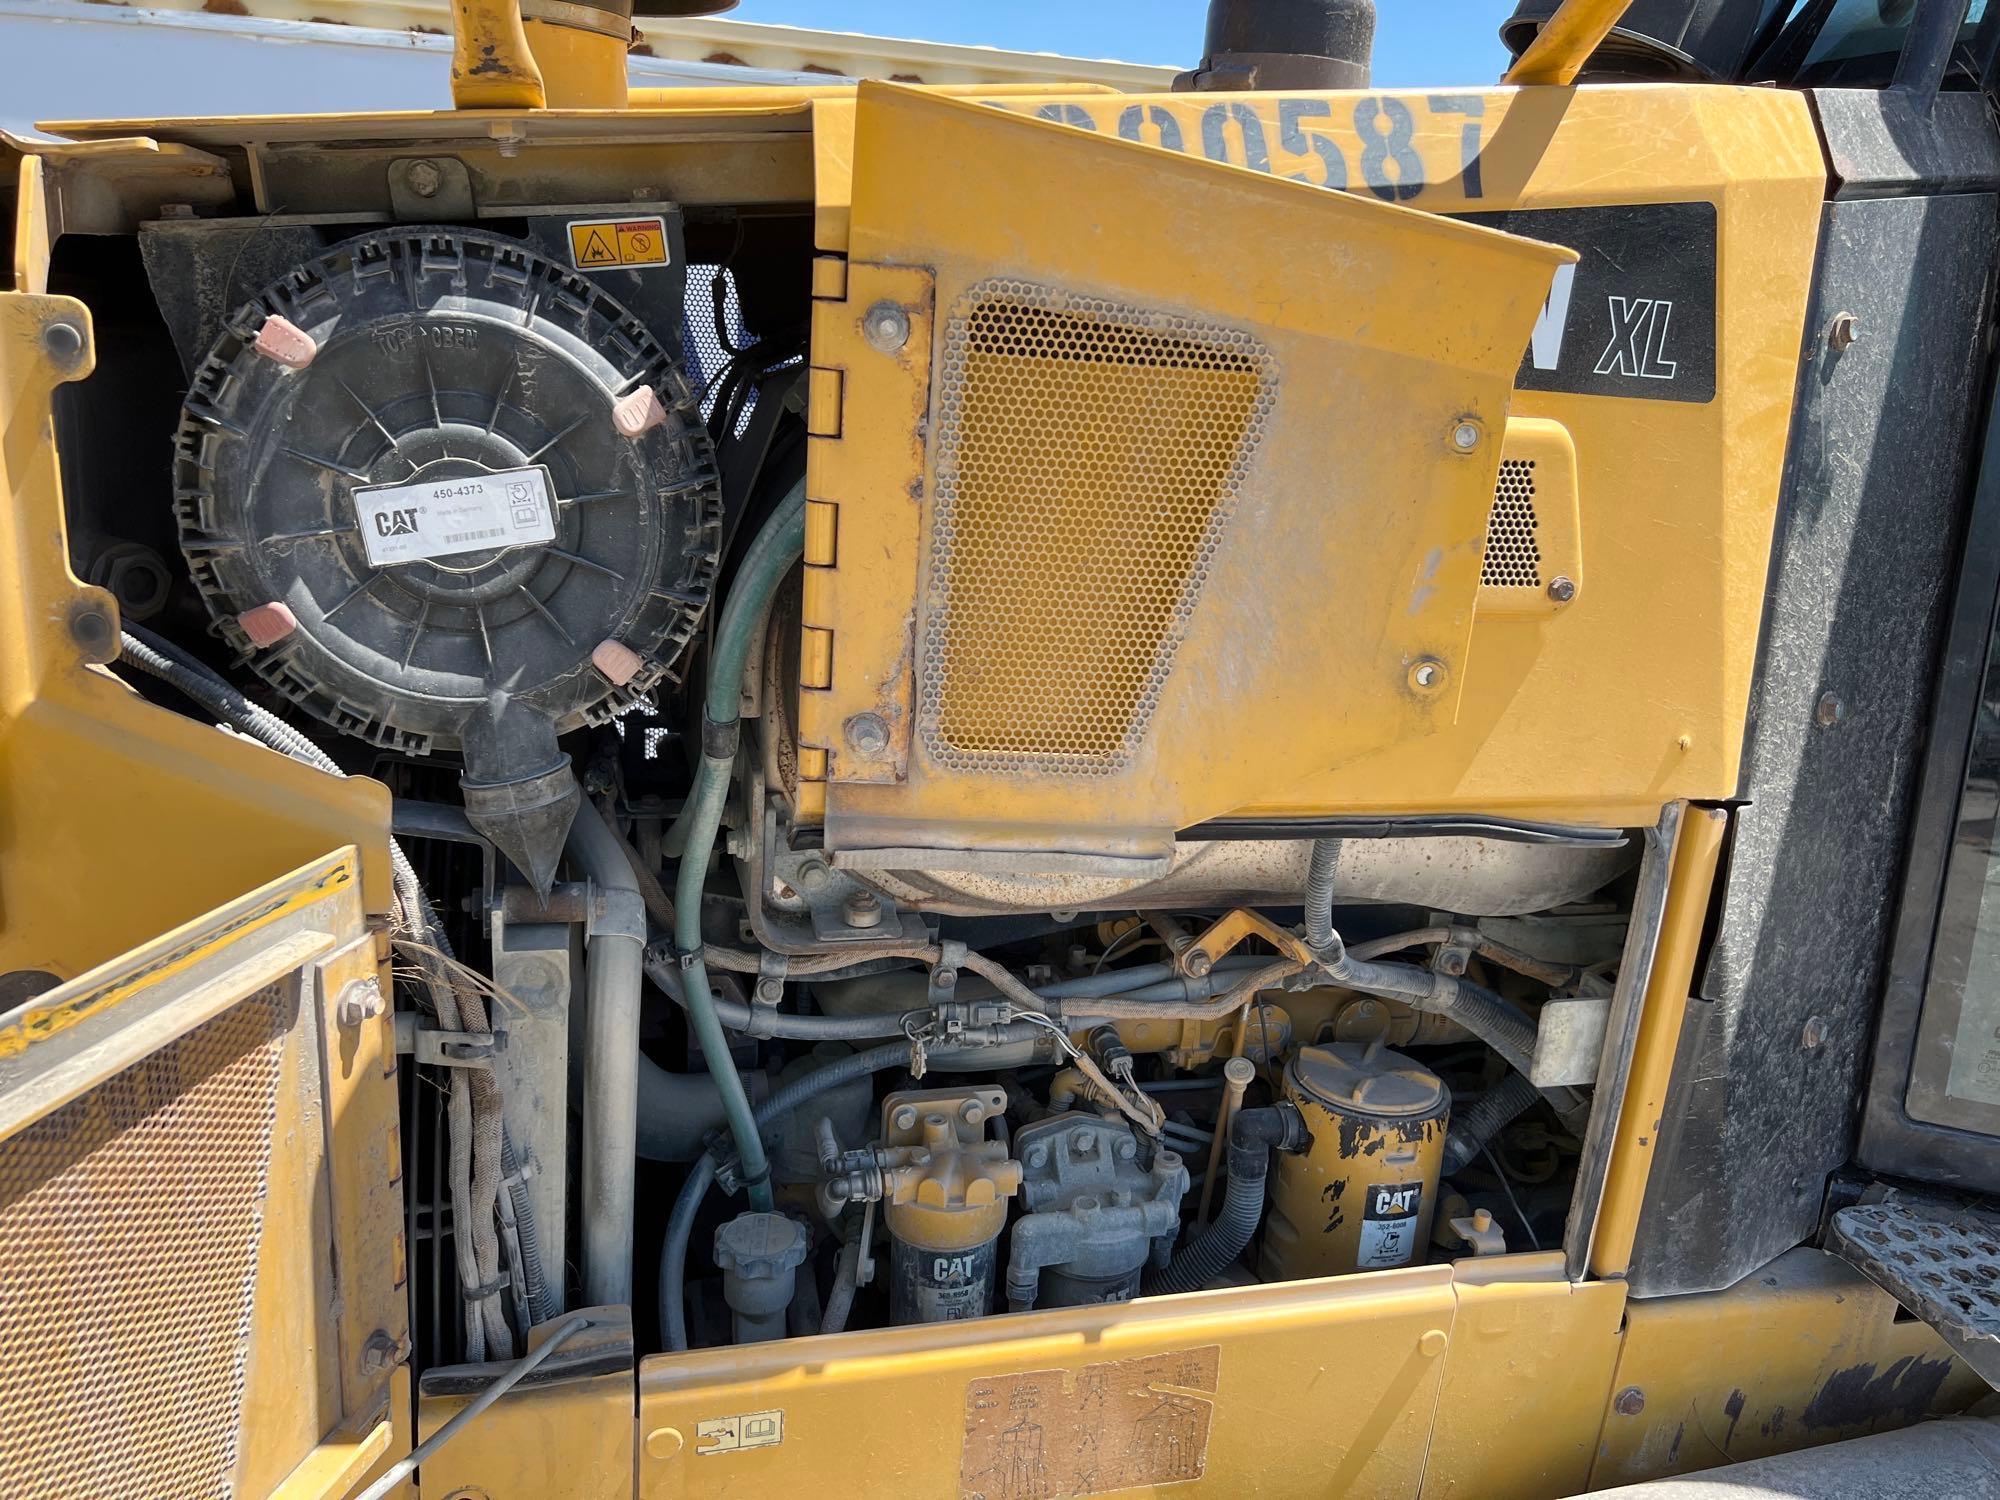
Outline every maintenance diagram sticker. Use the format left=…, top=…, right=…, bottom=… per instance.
left=567, top=215, right=670, bottom=270
left=352, top=464, right=557, bottom=566
left=1357, top=1182, right=1424, bottom=1269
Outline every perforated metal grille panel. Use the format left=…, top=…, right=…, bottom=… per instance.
left=920, top=282, right=1276, bottom=773
left=0, top=991, right=286, bottom=1500
left=1481, top=458, right=1542, bottom=588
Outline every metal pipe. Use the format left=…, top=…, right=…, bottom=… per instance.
left=1502, top=0, right=1634, bottom=84
left=1199, top=1057, right=1256, bottom=1225
left=566, top=805, right=648, bottom=1308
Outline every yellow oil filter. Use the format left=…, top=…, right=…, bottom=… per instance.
left=1260, top=1042, right=1449, bottom=1280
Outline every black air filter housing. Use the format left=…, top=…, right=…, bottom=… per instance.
left=173, top=226, right=721, bottom=888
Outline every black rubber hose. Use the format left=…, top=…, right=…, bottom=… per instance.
left=1443, top=1072, right=1542, bottom=1175
left=1304, top=838, right=1340, bottom=952
left=1147, top=1105, right=1303, bottom=1296
left=661, top=1040, right=913, bottom=1351
left=1428, top=980, right=1540, bottom=1077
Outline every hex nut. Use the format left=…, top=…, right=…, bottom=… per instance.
left=1547, top=575, right=1577, bottom=604
left=407, top=159, right=443, bottom=197
left=1828, top=312, right=1859, bottom=352
left=1815, top=691, right=1846, bottom=728
left=336, top=976, right=387, bottom=1028
left=843, top=712, right=890, bottom=757
left=842, top=890, right=884, bottom=929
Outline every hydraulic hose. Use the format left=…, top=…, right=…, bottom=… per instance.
left=673, top=476, right=809, bottom=1214
left=1147, top=1104, right=1305, bottom=1296
left=661, top=1039, right=912, bottom=1351
left=1304, top=839, right=1340, bottom=952
left=1443, top=1072, right=1542, bottom=1175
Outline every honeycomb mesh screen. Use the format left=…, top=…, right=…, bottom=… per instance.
left=920, top=282, right=1276, bottom=773
left=0, top=990, right=287, bottom=1499
left=1481, top=458, right=1542, bottom=588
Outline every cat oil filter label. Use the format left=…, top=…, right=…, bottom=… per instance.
left=961, top=1345, right=1219, bottom=1499
left=1357, top=1182, right=1423, bottom=1269
left=568, top=216, right=670, bottom=270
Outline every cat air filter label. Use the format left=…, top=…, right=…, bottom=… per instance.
left=352, top=464, right=556, bottom=565
left=1357, top=1182, right=1423, bottom=1269
left=568, top=215, right=670, bottom=270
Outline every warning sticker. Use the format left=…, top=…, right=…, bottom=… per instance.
left=1357, top=1182, right=1423, bottom=1270
left=567, top=216, right=670, bottom=271
left=961, top=1346, right=1219, bottom=1499
left=351, top=464, right=557, bottom=566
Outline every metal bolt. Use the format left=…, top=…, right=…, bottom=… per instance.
left=959, top=1098, right=984, bottom=1125
left=1815, top=691, right=1846, bottom=728
left=754, top=977, right=784, bottom=1006
left=863, top=301, right=911, bottom=353
left=42, top=322, right=82, bottom=359
left=1615, top=1386, right=1646, bottom=1416
left=842, top=890, right=884, bottom=929
left=361, top=1329, right=406, bottom=1375
left=934, top=966, right=957, bottom=989
left=1027, top=1146, right=1049, bottom=1168
left=407, top=159, right=443, bottom=197
left=1547, top=575, right=1577, bottom=604
left=1184, top=947, right=1214, bottom=979
left=796, top=859, right=833, bottom=893
left=844, top=712, right=889, bottom=757
left=68, top=604, right=114, bottom=659
left=1116, top=1138, right=1137, bottom=1160
left=1419, top=1328, right=1449, bottom=1358
left=1408, top=658, right=1448, bottom=693
left=1074, top=1132, right=1097, bottom=1155
left=1436, top=948, right=1469, bottom=977
left=1828, top=312, right=1859, bottom=352
left=336, top=976, right=387, bottom=1029
left=1802, top=1015, right=1828, bottom=1052
left=1451, top=420, right=1482, bottom=453
left=893, top=1105, right=918, bottom=1132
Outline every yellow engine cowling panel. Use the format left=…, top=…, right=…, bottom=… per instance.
left=801, top=82, right=1574, bottom=865
left=801, top=84, right=1826, bottom=837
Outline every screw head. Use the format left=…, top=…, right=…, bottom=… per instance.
left=843, top=712, right=890, bottom=757
left=1828, top=312, right=1859, bottom=352
left=863, top=301, right=911, bottom=354
left=407, top=159, right=443, bottom=197
left=68, top=603, right=115, bottom=660
left=934, top=966, right=958, bottom=989
left=1451, top=420, right=1482, bottom=453
left=42, top=322, right=83, bottom=360
left=892, top=1105, right=918, bottom=1132
left=1815, top=691, right=1846, bottom=728
left=1408, top=658, right=1448, bottom=693
left=1615, top=1386, right=1646, bottom=1416
left=1027, top=1146, right=1049, bottom=1168
left=1802, top=1014, right=1828, bottom=1051
left=1547, top=575, right=1577, bottom=604
left=336, top=976, right=387, bottom=1029
left=755, top=977, right=784, bottom=1005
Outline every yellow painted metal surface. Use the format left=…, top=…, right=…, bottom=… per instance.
left=1589, top=806, right=1727, bottom=1279
left=641, top=1267, right=1459, bottom=1497
left=0, top=166, right=393, bottom=983
left=1504, top=0, right=1636, bottom=86
left=0, top=850, right=407, bottom=1499
left=1423, top=1254, right=1627, bottom=1499
left=1591, top=1249, right=1987, bottom=1486
left=448, top=0, right=546, bottom=109
left=799, top=85, right=1822, bottom=831
left=805, top=83, right=1572, bottom=859
left=417, top=1318, right=634, bottom=1499
left=524, top=16, right=629, bottom=110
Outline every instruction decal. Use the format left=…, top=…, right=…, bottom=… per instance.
left=697, top=1407, right=785, bottom=1455
left=567, top=215, right=670, bottom=271
left=961, top=1345, right=1219, bottom=1499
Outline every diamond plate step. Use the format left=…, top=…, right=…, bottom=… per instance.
left=1830, top=1199, right=2000, bottom=1389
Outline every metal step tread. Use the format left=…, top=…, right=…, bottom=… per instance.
left=1831, top=1198, right=2000, bottom=1389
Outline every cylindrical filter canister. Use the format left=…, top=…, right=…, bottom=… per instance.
left=1259, top=1042, right=1449, bottom=1280
left=877, top=1087, right=1022, bottom=1324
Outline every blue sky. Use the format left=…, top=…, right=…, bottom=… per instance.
left=725, top=2, right=1519, bottom=85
